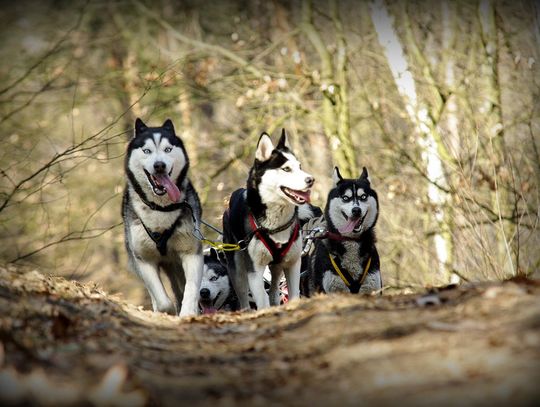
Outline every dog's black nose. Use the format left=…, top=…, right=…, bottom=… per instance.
left=305, top=176, right=314, bottom=187
left=351, top=206, right=362, bottom=218
left=153, top=161, right=166, bottom=174
left=200, top=288, right=210, bottom=299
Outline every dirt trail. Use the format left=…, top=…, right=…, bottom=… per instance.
left=0, top=264, right=539, bottom=406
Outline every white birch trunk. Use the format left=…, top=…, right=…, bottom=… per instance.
left=441, top=1, right=460, bottom=284
left=442, top=1, right=459, bottom=157
left=370, top=0, right=450, bottom=281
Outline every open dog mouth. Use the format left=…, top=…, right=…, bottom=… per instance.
left=198, top=291, right=221, bottom=315
left=339, top=210, right=368, bottom=234
left=280, top=186, right=311, bottom=204
left=144, top=169, right=181, bottom=202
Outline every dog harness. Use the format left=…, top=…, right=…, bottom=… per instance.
left=328, top=253, right=372, bottom=294
left=248, top=210, right=300, bottom=265
left=140, top=215, right=184, bottom=256
left=135, top=196, right=194, bottom=256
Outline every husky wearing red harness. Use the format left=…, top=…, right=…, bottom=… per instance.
left=301, top=167, right=381, bottom=296
left=122, top=118, right=203, bottom=317
left=222, top=130, right=315, bottom=310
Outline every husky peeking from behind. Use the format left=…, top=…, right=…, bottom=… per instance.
left=122, top=118, right=203, bottom=317
left=301, top=167, right=382, bottom=296
left=223, top=129, right=315, bottom=310
left=199, top=249, right=239, bottom=314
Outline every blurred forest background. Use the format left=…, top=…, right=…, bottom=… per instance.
left=0, top=0, right=538, bottom=305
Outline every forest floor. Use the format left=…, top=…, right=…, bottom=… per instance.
left=0, top=264, right=539, bottom=406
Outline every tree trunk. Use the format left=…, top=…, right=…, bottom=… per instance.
left=370, top=0, right=453, bottom=283
left=478, top=0, right=515, bottom=276
left=301, top=0, right=356, bottom=177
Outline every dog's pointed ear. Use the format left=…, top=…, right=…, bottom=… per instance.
left=332, top=166, right=343, bottom=187
left=255, top=132, right=274, bottom=162
left=276, top=128, right=290, bottom=149
left=134, top=118, right=147, bottom=136
left=359, top=166, right=371, bottom=183
left=162, top=119, right=175, bottom=133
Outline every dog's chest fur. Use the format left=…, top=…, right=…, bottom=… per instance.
left=261, top=206, right=296, bottom=244
left=338, top=241, right=369, bottom=278
left=321, top=241, right=363, bottom=291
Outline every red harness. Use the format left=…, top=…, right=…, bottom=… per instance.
left=248, top=212, right=300, bottom=265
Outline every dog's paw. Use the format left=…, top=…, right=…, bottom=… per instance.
left=178, top=306, right=199, bottom=318
left=155, top=300, right=176, bottom=315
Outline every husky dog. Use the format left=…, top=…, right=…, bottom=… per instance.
left=199, top=249, right=239, bottom=314
left=223, top=130, right=314, bottom=310
left=301, top=167, right=381, bottom=296
left=122, top=118, right=203, bottom=317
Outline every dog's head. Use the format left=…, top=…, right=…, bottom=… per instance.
left=126, top=118, right=188, bottom=203
left=248, top=129, right=314, bottom=206
left=199, top=249, right=231, bottom=314
left=326, top=167, right=379, bottom=236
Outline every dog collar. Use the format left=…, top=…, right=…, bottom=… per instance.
left=251, top=207, right=298, bottom=235
left=323, top=231, right=362, bottom=242
left=139, top=195, right=188, bottom=212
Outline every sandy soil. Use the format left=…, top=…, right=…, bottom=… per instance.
left=0, top=264, right=539, bottom=406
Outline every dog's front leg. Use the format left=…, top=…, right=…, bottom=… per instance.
left=248, top=265, right=270, bottom=310
left=179, top=253, right=203, bottom=317
left=230, top=253, right=252, bottom=310
left=134, top=259, right=176, bottom=314
left=268, top=265, right=282, bottom=306
left=283, top=257, right=301, bottom=301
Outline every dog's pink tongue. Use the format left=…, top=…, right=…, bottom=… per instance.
left=202, top=306, right=217, bottom=315
left=296, top=189, right=311, bottom=203
left=339, top=218, right=360, bottom=234
left=155, top=174, right=181, bottom=202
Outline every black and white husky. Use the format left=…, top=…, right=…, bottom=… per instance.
left=122, top=118, right=203, bottom=317
left=199, top=249, right=239, bottom=314
left=301, top=167, right=382, bottom=296
left=223, top=130, right=314, bottom=310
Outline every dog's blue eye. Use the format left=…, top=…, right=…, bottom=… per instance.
left=342, top=196, right=350, bottom=202
left=210, top=276, right=218, bottom=282
left=164, top=147, right=172, bottom=153
left=360, top=194, right=368, bottom=201
left=282, top=167, right=291, bottom=172
left=142, top=148, right=151, bottom=154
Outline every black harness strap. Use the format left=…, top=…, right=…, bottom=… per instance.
left=258, top=207, right=299, bottom=235
left=138, top=195, right=187, bottom=212
left=137, top=200, right=194, bottom=256
left=140, top=215, right=182, bottom=256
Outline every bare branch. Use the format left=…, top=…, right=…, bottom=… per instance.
left=132, top=0, right=264, bottom=78
left=0, top=3, right=86, bottom=97
left=10, top=222, right=122, bottom=263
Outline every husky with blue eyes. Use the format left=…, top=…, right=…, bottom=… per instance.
left=301, top=167, right=382, bottom=296
left=199, top=249, right=239, bottom=314
left=122, top=118, right=203, bottom=317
